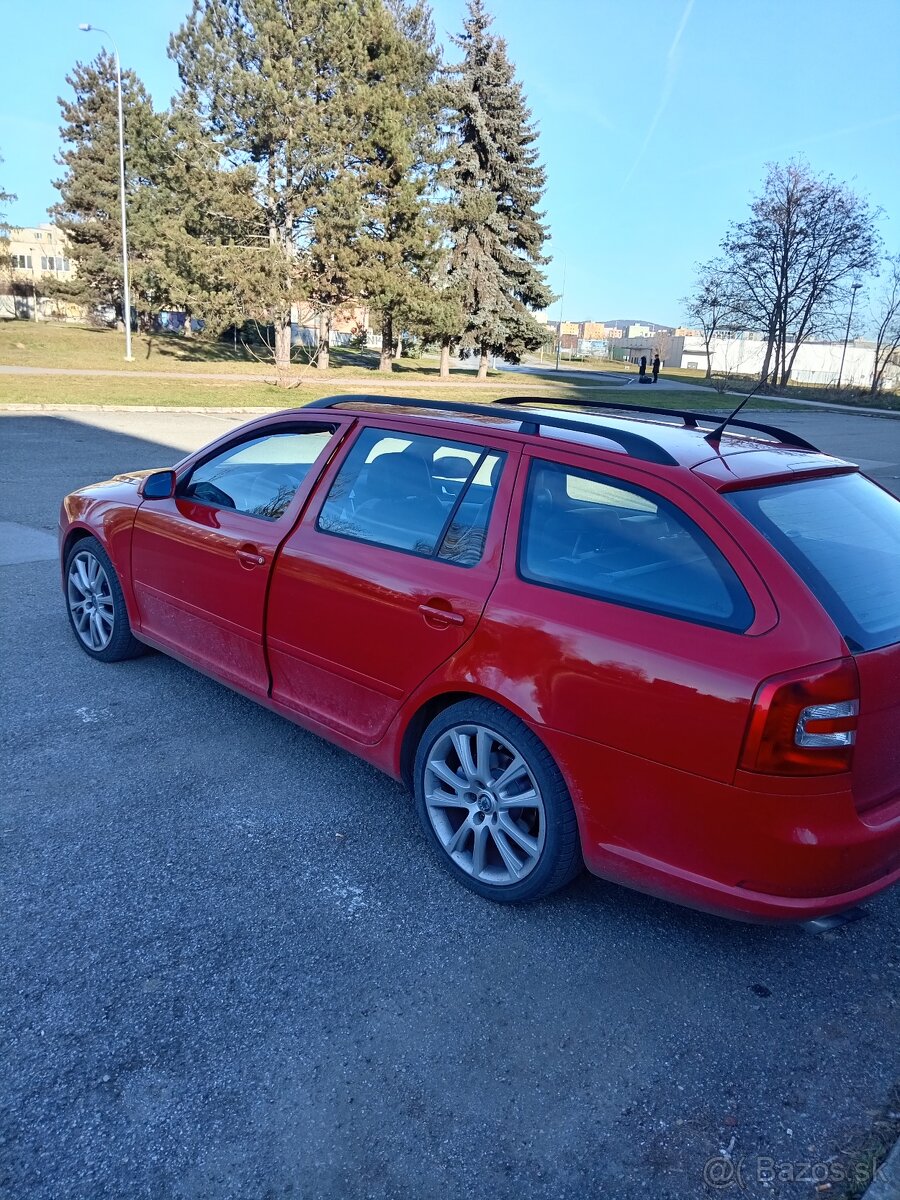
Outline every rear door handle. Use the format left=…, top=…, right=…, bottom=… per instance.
left=419, top=602, right=465, bottom=627
left=236, top=547, right=266, bottom=567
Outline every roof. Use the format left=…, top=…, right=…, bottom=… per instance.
left=304, top=394, right=855, bottom=482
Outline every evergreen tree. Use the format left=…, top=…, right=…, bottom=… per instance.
left=0, top=154, right=15, bottom=272
left=354, top=0, right=445, bottom=372
left=51, top=52, right=163, bottom=322
left=443, top=0, right=552, bottom=379
left=170, top=0, right=381, bottom=381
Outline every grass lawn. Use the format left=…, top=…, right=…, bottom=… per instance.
left=0, top=319, right=489, bottom=380
left=0, top=370, right=801, bottom=412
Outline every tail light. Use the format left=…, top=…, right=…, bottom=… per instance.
left=740, top=657, right=860, bottom=776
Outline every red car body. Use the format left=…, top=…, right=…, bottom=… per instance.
left=59, top=397, right=900, bottom=921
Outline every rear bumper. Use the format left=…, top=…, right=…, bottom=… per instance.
left=580, top=841, right=900, bottom=923
left=545, top=728, right=900, bottom=922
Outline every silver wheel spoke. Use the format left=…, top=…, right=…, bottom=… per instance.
left=497, top=813, right=539, bottom=857
left=491, top=826, right=526, bottom=879
left=425, top=789, right=471, bottom=811
left=429, top=760, right=466, bottom=793
left=497, top=788, right=539, bottom=810
left=446, top=818, right=472, bottom=856
left=471, top=823, right=489, bottom=877
left=492, top=752, right=528, bottom=795
left=475, top=728, right=492, bottom=782
left=450, top=729, right=477, bottom=782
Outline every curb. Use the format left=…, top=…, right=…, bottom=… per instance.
left=861, top=1133, right=900, bottom=1199
left=0, top=403, right=284, bottom=414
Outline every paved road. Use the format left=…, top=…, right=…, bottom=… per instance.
left=2, top=409, right=899, bottom=1200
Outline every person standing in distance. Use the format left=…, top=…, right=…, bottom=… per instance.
left=652, top=354, right=660, bottom=383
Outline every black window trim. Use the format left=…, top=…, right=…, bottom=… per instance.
left=175, top=421, right=338, bottom=522
left=515, top=458, right=756, bottom=634
left=313, top=425, right=506, bottom=569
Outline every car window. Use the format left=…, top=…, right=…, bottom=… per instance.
left=728, top=473, right=900, bottom=652
left=519, top=460, right=754, bottom=631
left=181, top=426, right=335, bottom=520
left=317, top=426, right=505, bottom=564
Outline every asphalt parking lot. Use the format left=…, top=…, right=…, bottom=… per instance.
left=2, top=406, right=899, bottom=1200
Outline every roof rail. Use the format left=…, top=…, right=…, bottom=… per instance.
left=493, top=395, right=820, bottom=452
left=305, top=394, right=678, bottom=465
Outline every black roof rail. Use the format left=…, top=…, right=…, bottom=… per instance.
left=305, top=394, right=678, bottom=466
left=493, top=395, right=820, bottom=453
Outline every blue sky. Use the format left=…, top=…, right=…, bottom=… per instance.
left=2, top=0, right=898, bottom=327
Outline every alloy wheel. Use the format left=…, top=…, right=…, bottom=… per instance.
left=67, top=550, right=115, bottom=651
left=423, top=723, right=546, bottom=886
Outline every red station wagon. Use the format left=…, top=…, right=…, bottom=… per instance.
left=59, top=396, right=900, bottom=920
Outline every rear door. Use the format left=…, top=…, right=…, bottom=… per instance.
left=266, top=419, right=519, bottom=742
left=131, top=417, right=346, bottom=696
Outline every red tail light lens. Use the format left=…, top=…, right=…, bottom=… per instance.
left=740, top=657, right=860, bottom=776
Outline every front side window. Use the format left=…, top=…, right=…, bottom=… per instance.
left=317, top=427, right=505, bottom=564
left=729, top=472, right=900, bottom=652
left=180, top=426, right=335, bottom=520
left=519, top=460, right=754, bottom=631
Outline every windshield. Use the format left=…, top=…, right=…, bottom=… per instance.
left=729, top=473, right=900, bottom=652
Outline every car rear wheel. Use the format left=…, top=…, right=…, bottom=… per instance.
left=414, top=698, right=582, bottom=902
left=65, top=536, right=145, bottom=662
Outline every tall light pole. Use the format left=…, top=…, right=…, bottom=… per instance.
left=554, top=258, right=567, bottom=371
left=78, top=23, right=134, bottom=361
left=837, top=281, right=863, bottom=389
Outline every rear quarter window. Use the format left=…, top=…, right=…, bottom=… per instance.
left=728, top=473, right=900, bottom=652
left=519, top=460, right=754, bottom=631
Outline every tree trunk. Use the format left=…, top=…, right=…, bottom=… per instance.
left=477, top=344, right=489, bottom=380
left=394, top=331, right=402, bottom=359
left=316, top=310, right=329, bottom=370
left=274, top=315, right=292, bottom=387
left=379, top=311, right=394, bottom=372
left=758, top=330, right=776, bottom=386
left=439, top=338, right=451, bottom=378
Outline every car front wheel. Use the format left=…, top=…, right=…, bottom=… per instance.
left=64, top=535, right=145, bottom=662
left=414, top=698, right=582, bottom=902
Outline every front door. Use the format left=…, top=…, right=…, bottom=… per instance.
left=131, top=419, right=344, bottom=696
left=266, top=420, right=519, bottom=742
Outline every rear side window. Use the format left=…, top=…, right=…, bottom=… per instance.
left=729, top=473, right=900, bottom=652
left=519, top=460, right=754, bottom=631
left=317, top=427, right=505, bottom=565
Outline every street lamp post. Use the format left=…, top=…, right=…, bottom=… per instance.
left=78, top=23, right=133, bottom=361
left=555, top=257, right=567, bottom=371
left=837, top=281, right=863, bottom=389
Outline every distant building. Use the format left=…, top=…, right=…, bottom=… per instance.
left=614, top=331, right=898, bottom=391
left=1, top=223, right=81, bottom=321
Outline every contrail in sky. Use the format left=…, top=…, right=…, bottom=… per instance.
left=620, top=0, right=695, bottom=190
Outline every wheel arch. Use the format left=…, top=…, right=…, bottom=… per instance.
left=397, top=685, right=538, bottom=791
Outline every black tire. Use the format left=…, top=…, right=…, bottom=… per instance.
left=64, top=535, right=146, bottom=663
left=413, top=698, right=582, bottom=902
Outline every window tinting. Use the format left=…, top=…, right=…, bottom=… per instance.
left=520, top=460, right=753, bottom=631
left=729, top=473, right=900, bottom=652
left=317, top=427, right=504, bottom=564
left=181, top=427, right=335, bottom=520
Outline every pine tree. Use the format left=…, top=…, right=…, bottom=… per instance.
left=354, top=0, right=445, bottom=372
left=0, top=153, right=15, bottom=272
left=170, top=0, right=381, bottom=381
left=51, top=52, right=163, bottom=322
left=443, top=0, right=552, bottom=378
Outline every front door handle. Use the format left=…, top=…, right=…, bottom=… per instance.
left=236, top=546, right=266, bottom=568
left=419, top=602, right=465, bottom=627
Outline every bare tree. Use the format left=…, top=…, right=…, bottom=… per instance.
left=681, top=260, right=734, bottom=378
left=721, top=159, right=879, bottom=387
left=870, top=252, right=900, bottom=394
